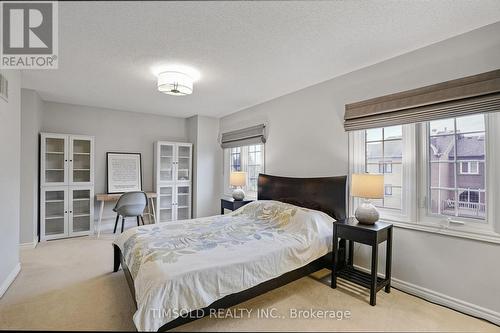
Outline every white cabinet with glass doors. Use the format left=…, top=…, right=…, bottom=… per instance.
left=40, top=133, right=95, bottom=241
left=154, top=141, right=192, bottom=222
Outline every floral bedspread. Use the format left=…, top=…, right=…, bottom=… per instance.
left=113, top=200, right=334, bottom=331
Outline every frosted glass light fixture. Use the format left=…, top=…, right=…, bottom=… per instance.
left=157, top=71, right=194, bottom=96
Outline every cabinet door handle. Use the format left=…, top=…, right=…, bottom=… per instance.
left=65, top=211, right=68, bottom=213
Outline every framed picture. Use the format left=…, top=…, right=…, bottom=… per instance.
left=106, top=152, right=142, bottom=194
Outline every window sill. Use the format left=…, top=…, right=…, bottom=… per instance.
left=380, top=218, right=500, bottom=244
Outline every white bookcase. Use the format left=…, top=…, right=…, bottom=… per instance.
left=40, top=133, right=95, bottom=241
left=154, top=141, right=192, bottom=223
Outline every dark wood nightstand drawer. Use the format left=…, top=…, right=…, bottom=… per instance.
left=337, top=228, right=374, bottom=245
left=336, top=226, right=389, bottom=245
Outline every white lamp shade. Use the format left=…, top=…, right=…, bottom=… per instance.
left=158, top=71, right=193, bottom=95
left=230, top=172, right=247, bottom=187
left=351, top=173, right=384, bottom=199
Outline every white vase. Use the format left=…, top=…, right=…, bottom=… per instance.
left=355, top=199, right=379, bottom=224
left=232, top=188, right=245, bottom=201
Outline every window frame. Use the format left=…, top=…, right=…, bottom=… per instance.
left=223, top=144, right=265, bottom=199
left=459, top=161, right=479, bottom=175
left=417, top=113, right=499, bottom=240
left=349, top=112, right=500, bottom=244
left=349, top=124, right=416, bottom=223
left=384, top=185, right=393, bottom=196
left=229, top=147, right=242, bottom=172
left=459, top=190, right=479, bottom=203
left=419, top=116, right=489, bottom=229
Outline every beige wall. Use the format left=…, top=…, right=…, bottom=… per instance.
left=187, top=115, right=222, bottom=218
left=20, top=89, right=43, bottom=244
left=0, top=70, right=21, bottom=296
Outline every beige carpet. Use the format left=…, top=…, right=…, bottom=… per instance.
left=0, top=235, right=498, bottom=332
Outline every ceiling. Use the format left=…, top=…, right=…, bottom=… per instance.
left=21, top=1, right=500, bottom=118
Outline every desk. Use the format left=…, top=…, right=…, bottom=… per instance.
left=95, top=192, right=157, bottom=238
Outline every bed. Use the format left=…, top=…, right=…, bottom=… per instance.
left=113, top=173, right=347, bottom=331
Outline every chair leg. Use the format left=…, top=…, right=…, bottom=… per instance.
left=140, top=215, right=145, bottom=225
left=113, top=214, right=120, bottom=233
left=121, top=217, right=125, bottom=233
left=136, top=216, right=140, bottom=226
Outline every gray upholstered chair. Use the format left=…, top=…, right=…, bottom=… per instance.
left=113, top=191, right=148, bottom=233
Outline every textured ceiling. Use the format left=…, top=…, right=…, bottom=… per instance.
left=21, top=1, right=500, bottom=118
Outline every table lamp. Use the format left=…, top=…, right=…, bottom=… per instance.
left=351, top=173, right=384, bottom=224
left=230, top=171, right=247, bottom=200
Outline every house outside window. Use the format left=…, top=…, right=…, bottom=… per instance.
left=378, top=162, right=393, bottom=173
left=349, top=112, right=500, bottom=242
left=365, top=126, right=403, bottom=210
left=428, top=115, right=486, bottom=220
left=459, top=190, right=479, bottom=203
left=230, top=147, right=242, bottom=172
left=385, top=185, right=393, bottom=196
left=459, top=161, right=479, bottom=175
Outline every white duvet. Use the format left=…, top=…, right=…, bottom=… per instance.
left=113, top=200, right=334, bottom=331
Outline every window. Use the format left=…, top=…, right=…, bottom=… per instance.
left=459, top=161, right=479, bottom=175
left=428, top=114, right=486, bottom=220
left=229, top=147, right=242, bottom=172
left=247, top=144, right=263, bottom=193
left=459, top=190, right=479, bottom=203
left=349, top=112, right=499, bottom=241
left=224, top=144, right=264, bottom=198
left=384, top=185, right=393, bottom=196
left=365, top=126, right=403, bottom=211
left=378, top=162, right=393, bottom=173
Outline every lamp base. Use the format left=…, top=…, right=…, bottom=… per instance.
left=232, top=188, right=245, bottom=201
left=355, top=200, right=379, bottom=224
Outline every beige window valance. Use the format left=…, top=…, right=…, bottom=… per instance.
left=344, top=69, right=500, bottom=131
left=221, top=124, right=266, bottom=148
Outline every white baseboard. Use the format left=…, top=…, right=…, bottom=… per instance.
left=19, top=241, right=37, bottom=249
left=0, top=263, right=21, bottom=298
left=392, top=278, right=500, bottom=326
left=352, top=264, right=500, bottom=326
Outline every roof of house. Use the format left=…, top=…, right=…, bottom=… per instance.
left=430, top=134, right=485, bottom=159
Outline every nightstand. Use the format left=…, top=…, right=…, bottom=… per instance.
left=220, top=198, right=253, bottom=214
left=331, top=218, right=393, bottom=306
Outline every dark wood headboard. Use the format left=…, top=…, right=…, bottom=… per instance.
left=257, top=173, right=347, bottom=220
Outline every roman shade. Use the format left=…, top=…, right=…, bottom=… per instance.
left=344, top=69, right=500, bottom=131
left=221, top=124, right=266, bottom=148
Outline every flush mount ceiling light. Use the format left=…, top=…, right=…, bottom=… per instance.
left=158, top=71, right=193, bottom=96
left=156, top=65, right=201, bottom=96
